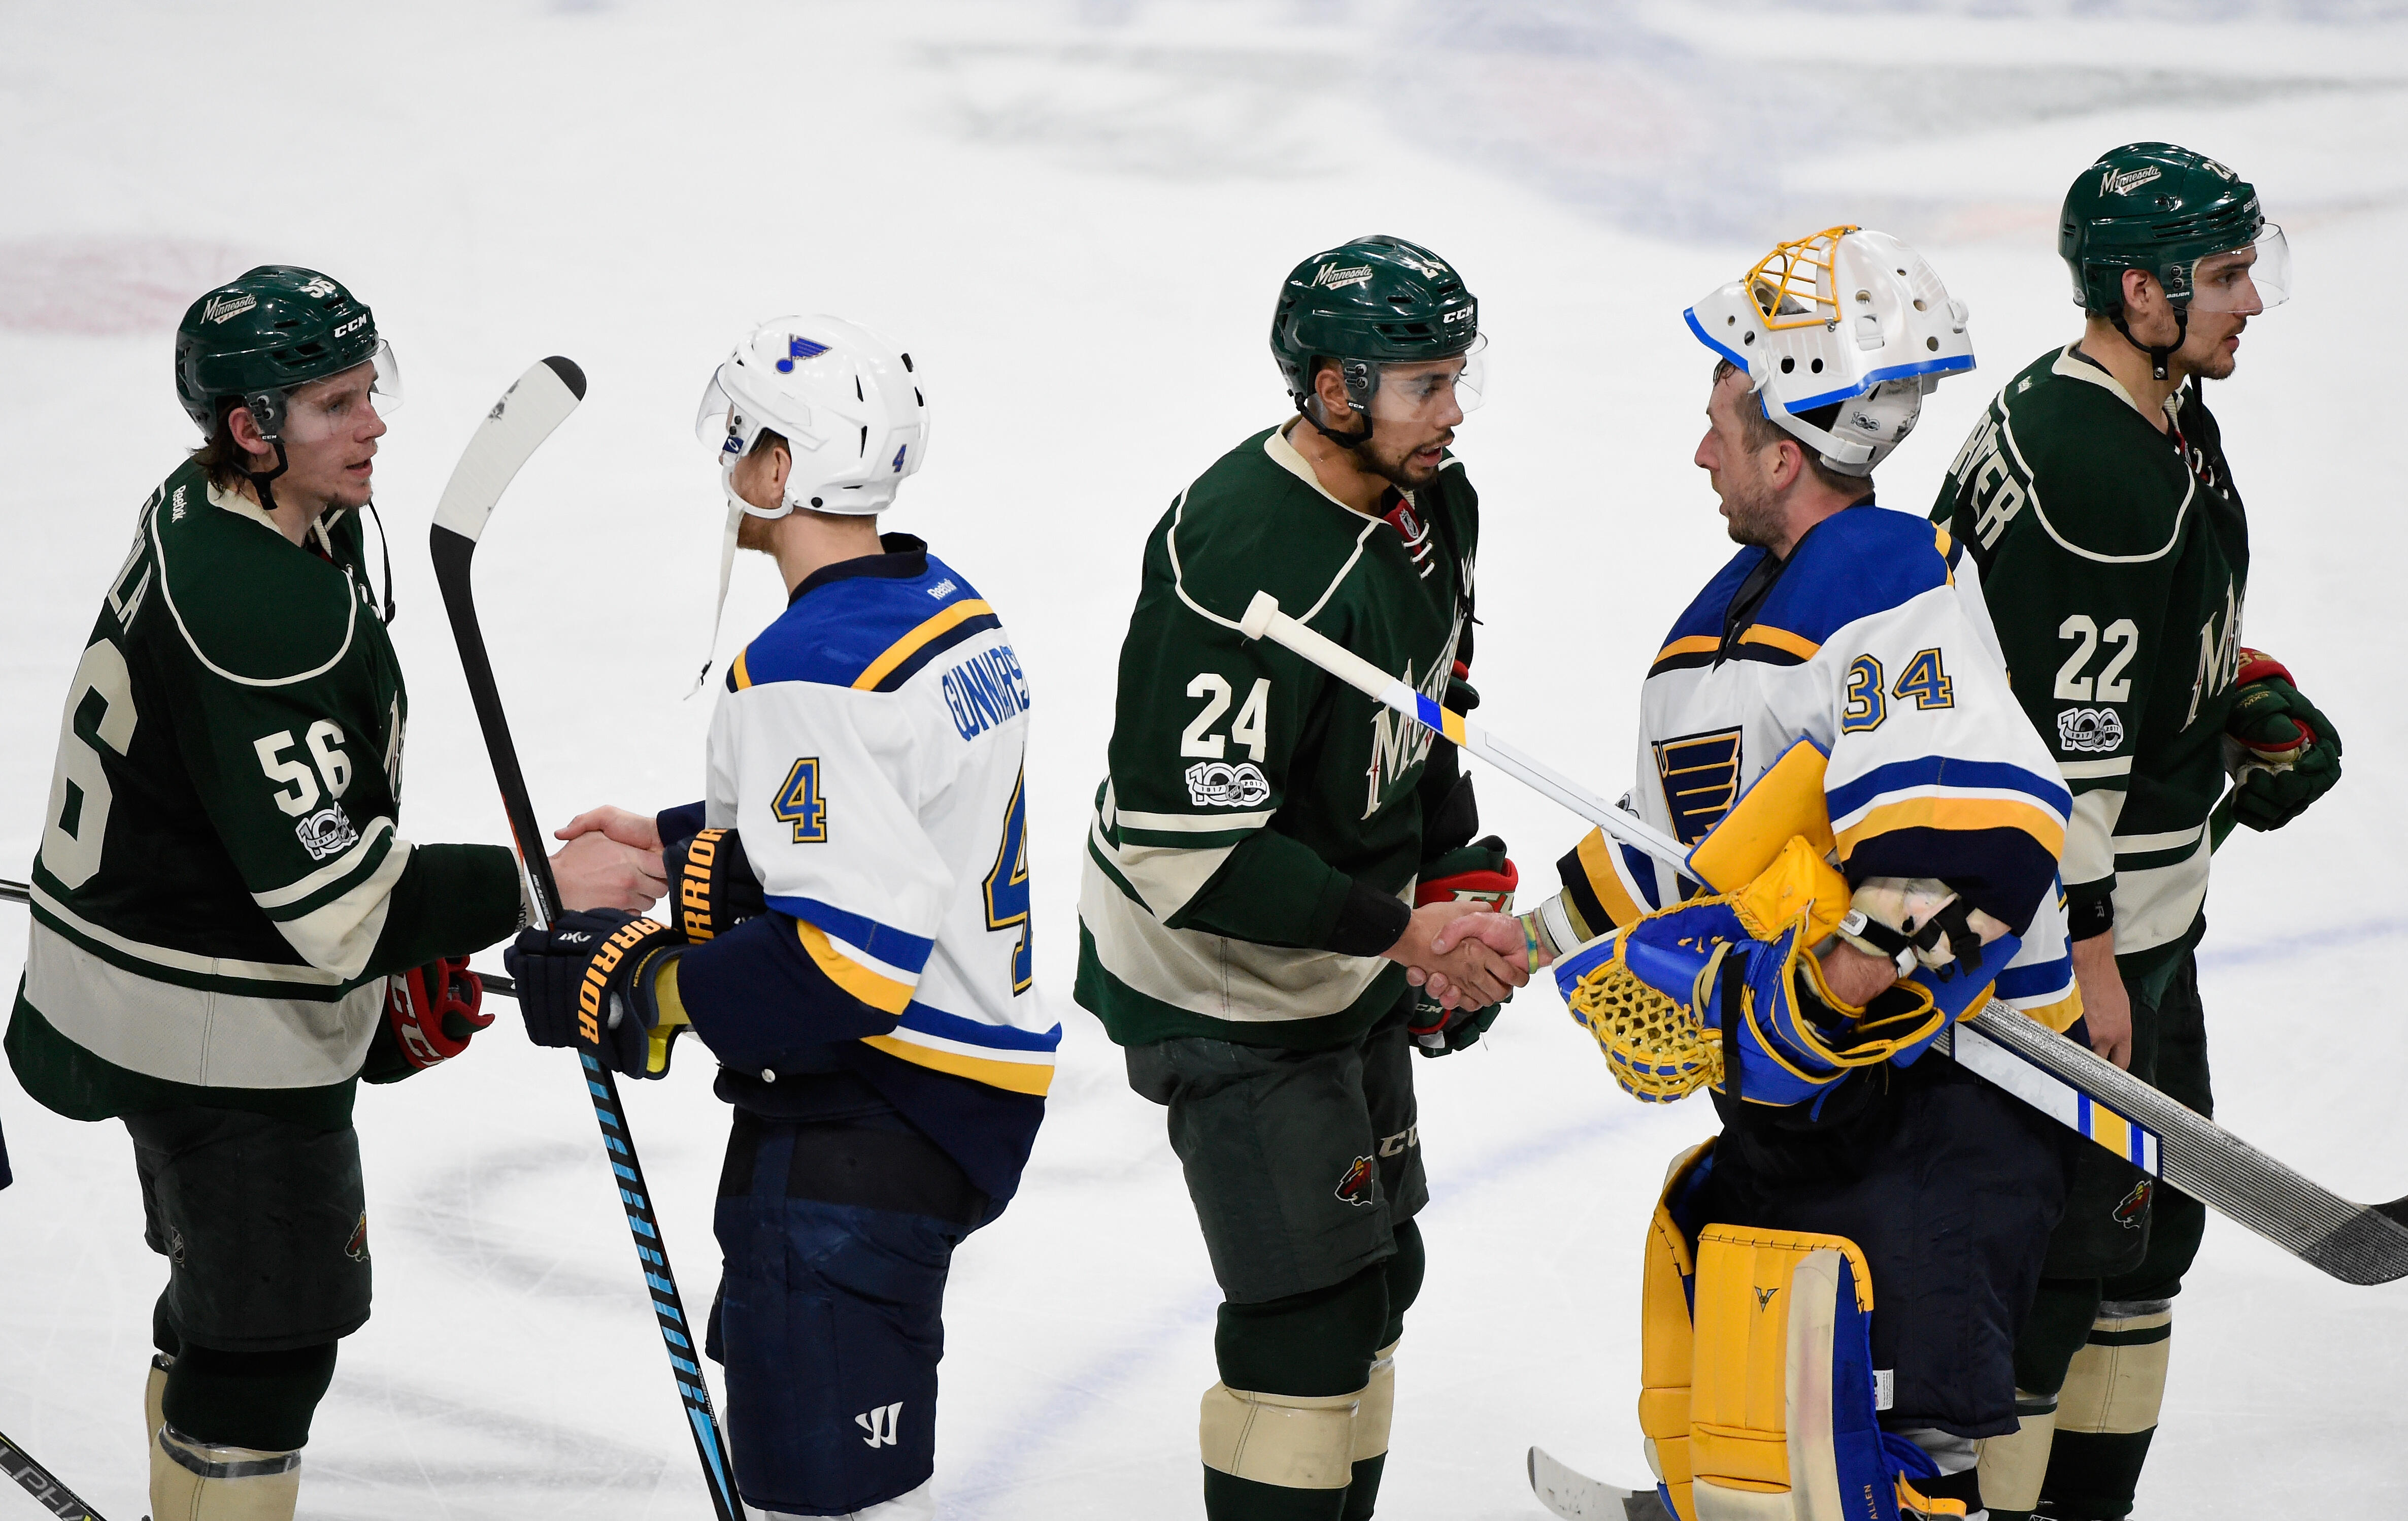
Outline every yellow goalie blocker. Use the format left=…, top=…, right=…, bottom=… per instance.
left=1640, top=1145, right=1969, bottom=1521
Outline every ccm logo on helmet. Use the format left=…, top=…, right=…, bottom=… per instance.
left=1443, top=305, right=1476, bottom=324
left=334, top=314, right=368, bottom=339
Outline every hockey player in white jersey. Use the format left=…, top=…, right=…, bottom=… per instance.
left=504, top=316, right=1054, bottom=1520
left=1446, top=229, right=2081, bottom=1520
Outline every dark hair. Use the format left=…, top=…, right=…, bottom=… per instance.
left=187, top=396, right=276, bottom=492
left=1712, top=359, right=1871, bottom=500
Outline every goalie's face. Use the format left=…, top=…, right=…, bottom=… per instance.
left=1697, top=368, right=1787, bottom=550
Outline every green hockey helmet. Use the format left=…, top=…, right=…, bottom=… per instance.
left=1270, top=235, right=1487, bottom=429
left=175, top=266, right=399, bottom=440
left=2059, top=144, right=2289, bottom=320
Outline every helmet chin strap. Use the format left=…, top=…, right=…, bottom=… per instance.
left=2111, top=304, right=2189, bottom=383
left=689, top=472, right=796, bottom=698
left=1298, top=396, right=1374, bottom=449
left=243, top=439, right=292, bottom=517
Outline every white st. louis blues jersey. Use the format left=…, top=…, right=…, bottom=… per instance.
left=1559, top=506, right=2082, bottom=1028
left=705, top=543, right=1059, bottom=1097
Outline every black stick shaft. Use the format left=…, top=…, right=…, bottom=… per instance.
left=428, top=526, right=741, bottom=1521
left=0, top=1428, right=109, bottom=1520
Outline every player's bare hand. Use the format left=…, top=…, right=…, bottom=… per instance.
left=1385, top=902, right=1526, bottom=1009
left=556, top=804, right=662, bottom=853
left=551, top=829, right=667, bottom=913
left=1418, top=909, right=1536, bottom=1008
left=1814, top=941, right=1898, bottom=1009
left=2070, top=932, right=2132, bottom=1069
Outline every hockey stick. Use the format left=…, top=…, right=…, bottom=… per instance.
left=1528, top=1445, right=1668, bottom=1520
left=0, top=1428, right=109, bottom=1521
left=1239, top=591, right=2408, bottom=1285
left=429, top=358, right=741, bottom=1520
left=0, top=881, right=516, bottom=997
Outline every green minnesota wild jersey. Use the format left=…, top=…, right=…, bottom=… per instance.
left=1932, top=346, right=2248, bottom=990
left=1076, top=422, right=1475, bottom=1049
left=7, top=462, right=521, bottom=1125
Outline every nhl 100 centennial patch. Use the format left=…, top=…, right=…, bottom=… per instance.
left=1186, top=760, right=1270, bottom=808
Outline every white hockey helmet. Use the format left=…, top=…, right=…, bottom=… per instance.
left=687, top=314, right=930, bottom=690
left=1685, top=226, right=1972, bottom=477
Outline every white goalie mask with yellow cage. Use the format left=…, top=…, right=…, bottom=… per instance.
left=1685, top=226, right=1973, bottom=476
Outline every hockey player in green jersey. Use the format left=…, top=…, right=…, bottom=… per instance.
left=1933, top=146, right=2338, bottom=1521
left=1076, top=236, right=1529, bottom=1520
left=6, top=266, right=663, bottom=1521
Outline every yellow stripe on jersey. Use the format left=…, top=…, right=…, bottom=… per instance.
left=1574, top=828, right=1651, bottom=932
left=1652, top=634, right=1720, bottom=668
left=1833, top=797, right=2068, bottom=862
left=860, top=1033, right=1055, bottom=1096
left=2018, top=988, right=2085, bottom=1034
left=853, top=600, right=996, bottom=691
left=730, top=647, right=753, bottom=691
left=796, top=919, right=914, bottom=1015
left=1736, top=625, right=1821, bottom=663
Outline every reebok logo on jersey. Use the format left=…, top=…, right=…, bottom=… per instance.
left=295, top=805, right=360, bottom=862
left=927, top=578, right=958, bottom=599
left=856, top=1401, right=903, bottom=1448
left=1185, top=760, right=1270, bottom=808
left=2056, top=707, right=2125, bottom=754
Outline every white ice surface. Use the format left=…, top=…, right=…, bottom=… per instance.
left=3, top=2, right=2406, bottom=1517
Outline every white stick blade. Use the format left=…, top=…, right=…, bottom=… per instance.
left=432, top=356, right=587, bottom=543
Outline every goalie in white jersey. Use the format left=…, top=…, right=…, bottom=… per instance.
left=1442, top=231, right=2082, bottom=1520
left=506, top=316, right=1054, bottom=1520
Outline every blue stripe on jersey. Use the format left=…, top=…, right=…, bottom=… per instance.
left=738, top=554, right=985, bottom=690
left=1624, top=841, right=1664, bottom=911
left=896, top=1000, right=1062, bottom=1054
left=765, top=894, right=935, bottom=974
left=1659, top=547, right=1765, bottom=650
left=1825, top=756, right=2072, bottom=825
left=1997, top=953, right=2073, bottom=1003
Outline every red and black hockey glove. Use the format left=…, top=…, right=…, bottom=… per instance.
left=2224, top=648, right=2342, bottom=833
left=384, top=955, right=492, bottom=1071
left=1409, top=837, right=1519, bottom=1057
left=504, top=910, right=690, bottom=1079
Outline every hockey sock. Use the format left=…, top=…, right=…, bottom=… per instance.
left=161, top=1342, right=337, bottom=1453
left=1206, top=1261, right=1390, bottom=1521
left=146, top=1352, right=173, bottom=1445
left=150, top=1424, right=300, bottom=1521
left=1339, top=1220, right=1422, bottom=1520
left=2040, top=1301, right=2170, bottom=1521
left=1972, top=1391, right=2057, bottom=1521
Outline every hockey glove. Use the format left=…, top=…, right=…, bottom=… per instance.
left=503, top=910, right=691, bottom=1079
left=1409, top=838, right=1518, bottom=1056
left=384, top=956, right=491, bottom=1071
left=664, top=826, right=766, bottom=941
left=2225, top=648, right=2342, bottom=832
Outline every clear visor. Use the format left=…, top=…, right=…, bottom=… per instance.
left=1363, top=334, right=1489, bottom=422
left=278, top=340, right=400, bottom=444
left=693, top=369, right=756, bottom=466
left=2187, top=225, right=2290, bottom=315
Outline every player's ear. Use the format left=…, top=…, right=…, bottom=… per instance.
left=1313, top=360, right=1355, bottom=421
left=764, top=439, right=793, bottom=497
left=227, top=404, right=276, bottom=464
left=2121, top=267, right=2163, bottom=318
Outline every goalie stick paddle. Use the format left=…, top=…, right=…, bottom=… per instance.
left=1237, top=591, right=2408, bottom=1285
left=0, top=1427, right=109, bottom=1521
left=1528, top=1446, right=1670, bottom=1520
left=427, top=357, right=742, bottom=1521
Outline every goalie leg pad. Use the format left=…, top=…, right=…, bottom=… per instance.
left=1638, top=1146, right=1713, bottom=1521
left=1198, top=1381, right=1359, bottom=1490
left=1687, top=1224, right=1897, bottom=1521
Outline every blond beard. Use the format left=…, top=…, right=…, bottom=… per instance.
left=736, top=511, right=779, bottom=553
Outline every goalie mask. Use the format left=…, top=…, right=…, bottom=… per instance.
left=687, top=314, right=929, bottom=690
left=1685, top=226, right=1972, bottom=477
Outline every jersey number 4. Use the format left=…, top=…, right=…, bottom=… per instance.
left=984, top=766, right=1033, bottom=995
left=773, top=757, right=829, bottom=843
